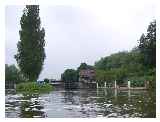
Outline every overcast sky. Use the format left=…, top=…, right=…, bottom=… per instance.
left=5, top=0, right=155, bottom=80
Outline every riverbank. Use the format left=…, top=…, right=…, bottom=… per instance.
left=16, top=82, right=53, bottom=94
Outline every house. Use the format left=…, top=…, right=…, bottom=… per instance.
left=79, top=68, right=95, bottom=83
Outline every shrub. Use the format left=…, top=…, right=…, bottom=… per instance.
left=44, top=78, right=49, bottom=83
left=16, top=82, right=53, bottom=94
left=129, top=76, right=145, bottom=87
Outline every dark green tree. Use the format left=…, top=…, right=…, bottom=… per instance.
left=138, top=20, right=156, bottom=67
left=44, top=78, right=49, bottom=83
left=77, top=63, right=94, bottom=72
left=77, top=63, right=88, bottom=70
left=61, top=69, right=78, bottom=82
left=5, top=64, right=25, bottom=84
left=5, top=64, right=18, bottom=82
left=61, top=69, right=79, bottom=89
left=15, top=5, right=46, bottom=81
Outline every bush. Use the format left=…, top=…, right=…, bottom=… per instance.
left=145, top=75, right=156, bottom=90
left=16, top=82, right=53, bottom=94
left=129, top=75, right=155, bottom=88
left=44, top=78, right=49, bottom=83
left=129, top=76, right=145, bottom=87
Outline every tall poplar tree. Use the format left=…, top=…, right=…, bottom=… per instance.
left=15, top=5, right=46, bottom=81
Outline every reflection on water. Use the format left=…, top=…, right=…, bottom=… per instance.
left=5, top=88, right=156, bottom=118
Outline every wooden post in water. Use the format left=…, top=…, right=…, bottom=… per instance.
left=14, top=84, right=16, bottom=89
left=128, top=80, right=131, bottom=89
left=145, top=80, right=149, bottom=89
left=96, top=83, right=99, bottom=95
left=114, top=80, right=117, bottom=89
left=105, top=82, right=107, bottom=88
left=144, top=81, right=147, bottom=89
left=104, top=88, right=107, bottom=95
left=128, top=89, right=131, bottom=98
left=97, top=82, right=99, bottom=89
left=114, top=88, right=117, bottom=100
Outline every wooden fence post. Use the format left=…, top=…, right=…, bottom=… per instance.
left=14, top=84, right=16, bottom=89
left=128, top=80, right=131, bottom=89
left=97, top=82, right=98, bottom=88
left=114, top=88, right=117, bottom=99
left=114, top=80, right=117, bottom=89
left=145, top=80, right=149, bottom=89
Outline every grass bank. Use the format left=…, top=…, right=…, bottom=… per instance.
left=16, top=82, right=53, bottom=94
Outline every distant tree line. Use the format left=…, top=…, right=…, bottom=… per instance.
left=94, top=20, right=156, bottom=89
left=61, top=20, right=156, bottom=89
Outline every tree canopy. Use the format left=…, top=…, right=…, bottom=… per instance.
left=138, top=20, right=156, bottom=67
left=5, top=64, right=25, bottom=84
left=61, top=69, right=78, bottom=82
left=15, top=5, right=46, bottom=81
left=77, top=62, right=94, bottom=72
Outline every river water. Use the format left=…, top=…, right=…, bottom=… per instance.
left=5, top=88, right=156, bottom=118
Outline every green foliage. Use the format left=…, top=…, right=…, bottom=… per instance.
left=95, top=51, right=143, bottom=71
left=130, top=77, right=145, bottom=87
left=129, top=74, right=155, bottom=89
left=44, top=78, right=49, bottom=83
left=16, top=82, right=53, bottom=94
left=61, top=69, right=79, bottom=89
left=95, top=70, right=106, bottom=84
left=5, top=64, right=18, bottom=82
left=95, top=70, right=115, bottom=84
left=113, top=68, right=127, bottom=85
left=94, top=20, right=156, bottom=89
left=61, top=69, right=78, bottom=82
left=94, top=51, right=144, bottom=85
left=145, top=74, right=156, bottom=90
left=5, top=64, right=25, bottom=84
left=15, top=5, right=46, bottom=81
left=138, top=20, right=156, bottom=67
left=77, top=62, right=94, bottom=71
